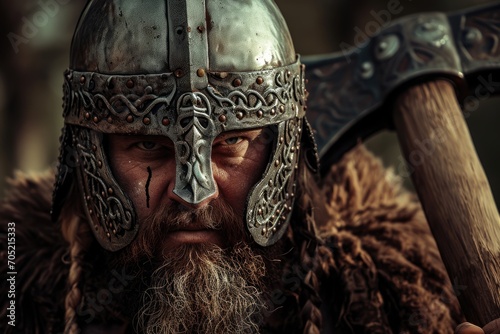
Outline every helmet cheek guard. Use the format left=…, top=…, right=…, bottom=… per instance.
left=246, top=118, right=302, bottom=246
left=52, top=0, right=318, bottom=251
left=74, top=127, right=138, bottom=251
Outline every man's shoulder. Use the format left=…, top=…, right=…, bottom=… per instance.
left=319, top=144, right=423, bottom=234
left=316, top=145, right=463, bottom=332
left=318, top=145, right=442, bottom=277
left=0, top=170, right=68, bottom=334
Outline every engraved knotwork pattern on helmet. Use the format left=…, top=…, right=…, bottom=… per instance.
left=64, top=60, right=306, bottom=132
left=206, top=68, right=305, bottom=121
left=173, top=92, right=217, bottom=204
left=74, top=127, right=133, bottom=240
left=247, top=117, right=302, bottom=244
left=65, top=71, right=177, bottom=125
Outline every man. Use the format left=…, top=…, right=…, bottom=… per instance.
left=0, top=0, right=498, bottom=333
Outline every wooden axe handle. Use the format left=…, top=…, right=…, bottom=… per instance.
left=393, top=79, right=500, bottom=326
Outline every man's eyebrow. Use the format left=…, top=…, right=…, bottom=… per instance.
left=216, top=129, right=263, bottom=138
left=115, top=135, right=174, bottom=143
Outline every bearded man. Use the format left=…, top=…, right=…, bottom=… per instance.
left=1, top=0, right=499, bottom=333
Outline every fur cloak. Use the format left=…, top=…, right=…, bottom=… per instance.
left=0, top=146, right=463, bottom=333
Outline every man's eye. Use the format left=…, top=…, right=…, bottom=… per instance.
left=137, top=141, right=159, bottom=150
left=224, top=137, right=243, bottom=145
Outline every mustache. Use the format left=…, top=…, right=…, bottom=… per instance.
left=144, top=202, right=224, bottom=232
left=120, top=199, right=248, bottom=264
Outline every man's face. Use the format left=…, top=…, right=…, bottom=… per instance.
left=106, top=128, right=276, bottom=333
left=107, top=128, right=271, bottom=253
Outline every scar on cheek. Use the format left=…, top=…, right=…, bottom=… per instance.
left=145, top=166, right=152, bottom=208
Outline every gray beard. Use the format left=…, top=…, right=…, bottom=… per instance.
left=136, top=243, right=268, bottom=334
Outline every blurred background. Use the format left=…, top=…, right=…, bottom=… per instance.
left=1, top=0, right=499, bottom=203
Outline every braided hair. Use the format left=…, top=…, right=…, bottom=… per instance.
left=260, top=149, right=334, bottom=334
left=60, top=186, right=92, bottom=334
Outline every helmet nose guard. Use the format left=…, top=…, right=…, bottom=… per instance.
left=53, top=0, right=317, bottom=251
left=174, top=92, right=217, bottom=204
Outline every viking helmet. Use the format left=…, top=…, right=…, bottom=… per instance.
left=53, top=0, right=317, bottom=251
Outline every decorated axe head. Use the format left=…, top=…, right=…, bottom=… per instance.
left=304, top=3, right=500, bottom=173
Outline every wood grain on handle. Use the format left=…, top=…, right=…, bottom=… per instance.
left=393, top=80, right=500, bottom=326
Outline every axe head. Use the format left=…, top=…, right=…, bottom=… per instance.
left=303, top=2, right=500, bottom=175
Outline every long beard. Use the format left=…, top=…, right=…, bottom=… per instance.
left=110, top=200, right=284, bottom=333
left=136, top=243, right=267, bottom=334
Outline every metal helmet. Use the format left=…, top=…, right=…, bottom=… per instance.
left=53, top=0, right=317, bottom=251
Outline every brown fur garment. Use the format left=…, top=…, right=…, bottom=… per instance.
left=0, top=171, right=68, bottom=334
left=0, top=146, right=463, bottom=333
left=317, top=145, right=463, bottom=333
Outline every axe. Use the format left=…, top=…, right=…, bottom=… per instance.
left=304, top=2, right=500, bottom=327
